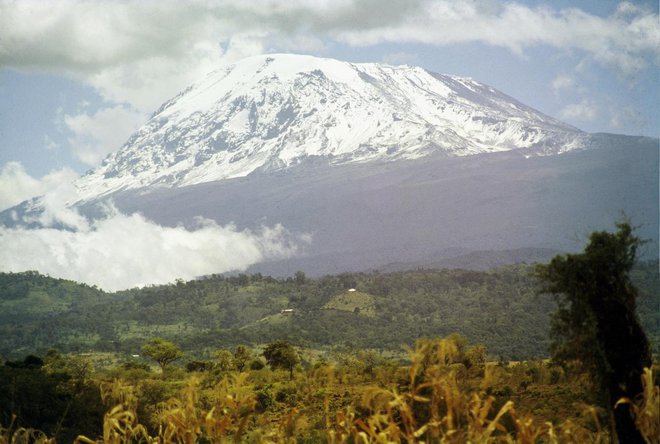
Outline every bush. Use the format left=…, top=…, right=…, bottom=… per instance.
left=275, top=385, right=298, bottom=406
left=254, top=385, right=274, bottom=412
left=250, top=359, right=265, bottom=370
left=186, top=360, right=213, bottom=372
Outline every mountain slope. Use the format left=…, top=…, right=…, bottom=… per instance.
left=94, top=137, right=656, bottom=277
left=75, top=54, right=586, bottom=199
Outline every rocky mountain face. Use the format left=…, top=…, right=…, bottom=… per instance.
left=74, top=54, right=587, bottom=200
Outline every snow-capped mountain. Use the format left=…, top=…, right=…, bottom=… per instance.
left=2, top=54, right=656, bottom=279
left=75, top=53, right=586, bottom=199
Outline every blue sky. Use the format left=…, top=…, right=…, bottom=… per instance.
left=0, top=0, right=658, bottom=209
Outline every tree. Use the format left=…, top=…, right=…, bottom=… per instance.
left=463, top=344, right=487, bottom=376
left=232, top=345, right=251, bottom=372
left=294, top=270, right=306, bottom=285
left=0, top=353, right=104, bottom=442
left=214, top=349, right=233, bottom=371
left=262, top=341, right=299, bottom=379
left=141, top=338, right=183, bottom=370
left=536, top=221, right=651, bottom=443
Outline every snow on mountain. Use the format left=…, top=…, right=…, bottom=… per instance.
left=75, top=53, right=586, bottom=199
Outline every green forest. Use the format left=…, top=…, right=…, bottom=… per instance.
left=0, top=261, right=658, bottom=361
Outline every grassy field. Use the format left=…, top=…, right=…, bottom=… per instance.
left=2, top=335, right=657, bottom=443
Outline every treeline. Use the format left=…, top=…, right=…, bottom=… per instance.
left=0, top=262, right=657, bottom=360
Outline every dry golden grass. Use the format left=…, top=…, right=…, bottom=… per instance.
left=617, top=367, right=660, bottom=441
left=0, top=415, right=56, bottom=444
left=4, top=338, right=658, bottom=443
left=637, top=367, right=660, bottom=439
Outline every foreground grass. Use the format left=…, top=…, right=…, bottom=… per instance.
left=2, top=337, right=657, bottom=443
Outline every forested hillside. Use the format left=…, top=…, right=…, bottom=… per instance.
left=1, top=262, right=657, bottom=361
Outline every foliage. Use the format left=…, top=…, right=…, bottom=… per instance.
left=232, top=345, right=251, bottom=372
left=185, top=360, right=212, bottom=372
left=263, top=341, right=299, bottom=379
left=213, top=349, right=234, bottom=372
left=0, top=352, right=104, bottom=442
left=0, top=419, right=55, bottom=444
left=537, top=221, right=652, bottom=443
left=1, top=264, right=657, bottom=360
left=141, top=338, right=183, bottom=370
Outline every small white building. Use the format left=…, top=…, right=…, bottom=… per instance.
left=348, top=288, right=357, bottom=292
left=280, top=308, right=294, bottom=315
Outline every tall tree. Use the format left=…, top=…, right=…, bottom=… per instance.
left=537, top=221, right=651, bottom=443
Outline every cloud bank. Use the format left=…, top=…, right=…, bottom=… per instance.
left=0, top=162, right=79, bottom=211
left=0, top=176, right=309, bottom=291
left=0, top=207, right=307, bottom=291
left=2, top=0, right=657, bottom=111
left=560, top=100, right=598, bottom=122
left=338, top=1, right=659, bottom=75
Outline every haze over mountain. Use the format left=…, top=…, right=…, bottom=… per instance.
left=1, top=54, right=657, bottom=286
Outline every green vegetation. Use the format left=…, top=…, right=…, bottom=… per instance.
left=537, top=221, right=651, bottom=443
left=141, top=338, right=184, bottom=370
left=0, top=262, right=658, bottom=362
left=0, top=261, right=660, bottom=360
left=323, top=289, right=376, bottom=317
left=263, top=340, right=299, bottom=379
left=0, top=270, right=106, bottom=322
left=0, top=351, right=104, bottom=442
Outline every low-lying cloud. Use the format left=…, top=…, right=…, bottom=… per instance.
left=0, top=162, right=79, bottom=211
left=0, top=196, right=309, bottom=291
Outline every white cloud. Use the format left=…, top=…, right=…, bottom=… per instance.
left=44, top=135, right=60, bottom=151
left=0, top=171, right=309, bottom=291
left=0, top=202, right=308, bottom=291
left=0, top=1, right=219, bottom=73
left=337, top=1, right=660, bottom=75
left=559, top=100, right=598, bottom=122
left=0, top=1, right=266, bottom=111
left=85, top=42, right=230, bottom=112
left=609, top=104, right=647, bottom=131
left=268, top=35, right=328, bottom=54
left=551, top=75, right=575, bottom=93
left=0, top=162, right=78, bottom=211
left=62, top=105, right=146, bottom=166
left=1, top=1, right=657, bottom=115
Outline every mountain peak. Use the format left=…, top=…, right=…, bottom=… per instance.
left=76, top=53, right=585, bottom=198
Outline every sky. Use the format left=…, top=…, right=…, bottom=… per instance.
left=0, top=0, right=658, bottom=289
